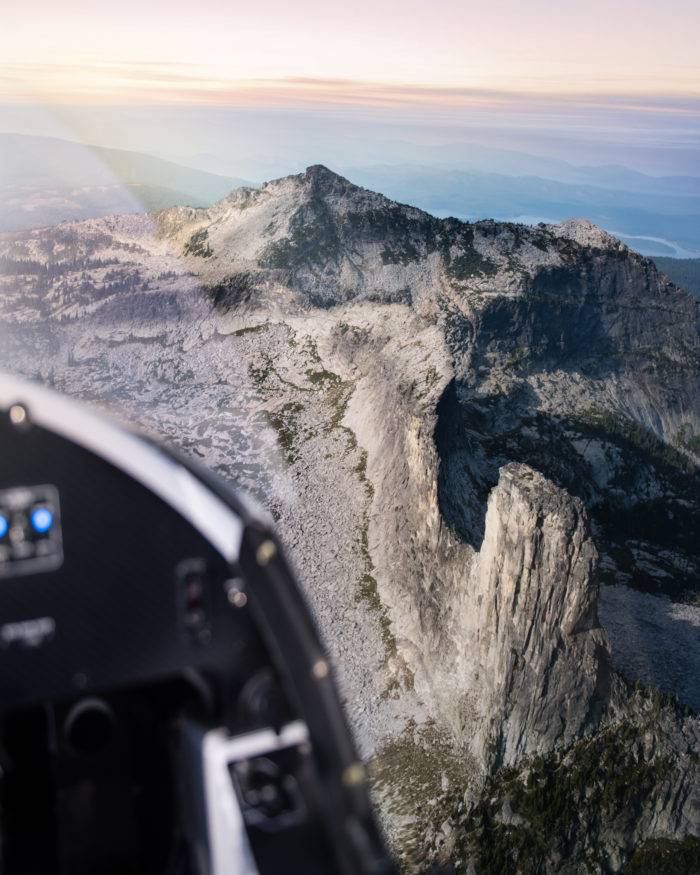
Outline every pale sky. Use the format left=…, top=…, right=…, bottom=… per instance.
left=1, top=0, right=699, bottom=108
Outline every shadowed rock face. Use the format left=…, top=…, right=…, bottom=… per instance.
left=473, top=464, right=610, bottom=770
left=0, top=165, right=698, bottom=871
left=457, top=686, right=700, bottom=875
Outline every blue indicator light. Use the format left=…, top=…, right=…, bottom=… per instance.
left=31, top=507, right=53, bottom=534
left=0, top=516, right=7, bottom=539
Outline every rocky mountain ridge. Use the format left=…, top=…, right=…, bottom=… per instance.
left=0, top=165, right=698, bottom=871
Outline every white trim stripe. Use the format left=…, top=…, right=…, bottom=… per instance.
left=0, top=374, right=244, bottom=562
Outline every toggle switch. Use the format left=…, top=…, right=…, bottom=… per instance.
left=176, top=559, right=212, bottom=645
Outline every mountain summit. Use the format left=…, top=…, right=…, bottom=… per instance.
left=286, top=163, right=360, bottom=195
left=155, top=167, right=699, bottom=401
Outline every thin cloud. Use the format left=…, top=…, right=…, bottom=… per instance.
left=2, top=63, right=699, bottom=118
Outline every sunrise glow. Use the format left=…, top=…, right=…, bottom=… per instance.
left=2, top=0, right=699, bottom=110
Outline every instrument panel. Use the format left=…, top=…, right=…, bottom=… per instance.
left=0, top=407, right=258, bottom=713
left=0, top=483, right=63, bottom=578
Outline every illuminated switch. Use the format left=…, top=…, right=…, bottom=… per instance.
left=30, top=507, right=54, bottom=535
left=0, top=485, right=62, bottom=578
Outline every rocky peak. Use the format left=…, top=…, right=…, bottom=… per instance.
left=258, top=164, right=375, bottom=206
left=153, top=167, right=699, bottom=367
left=549, top=217, right=626, bottom=251
left=472, top=463, right=610, bottom=770
left=297, top=164, right=357, bottom=197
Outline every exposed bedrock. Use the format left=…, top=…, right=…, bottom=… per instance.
left=334, top=318, right=612, bottom=771
left=471, top=463, right=610, bottom=770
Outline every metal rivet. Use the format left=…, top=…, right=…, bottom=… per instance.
left=225, top=579, right=247, bottom=607
left=342, top=762, right=366, bottom=787
left=312, top=659, right=329, bottom=680
left=231, top=590, right=247, bottom=608
left=256, top=540, right=277, bottom=566
left=9, top=404, right=27, bottom=426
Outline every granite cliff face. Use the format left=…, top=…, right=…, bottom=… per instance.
left=0, top=165, right=698, bottom=871
left=471, top=464, right=609, bottom=771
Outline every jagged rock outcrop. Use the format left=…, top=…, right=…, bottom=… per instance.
left=471, top=464, right=610, bottom=770
left=323, top=314, right=614, bottom=773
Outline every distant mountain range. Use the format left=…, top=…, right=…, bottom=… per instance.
left=341, top=164, right=700, bottom=257
left=0, top=133, right=250, bottom=231
left=3, top=133, right=700, bottom=259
